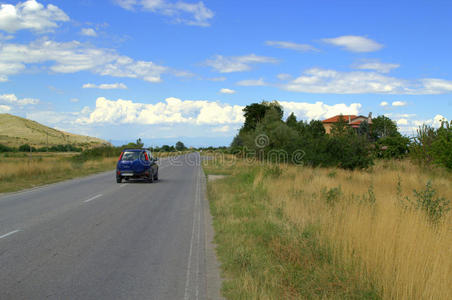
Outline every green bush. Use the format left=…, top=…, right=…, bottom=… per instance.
left=0, top=143, right=14, bottom=153
left=409, top=181, right=450, bottom=224
left=375, top=136, right=410, bottom=159
left=410, top=121, right=452, bottom=170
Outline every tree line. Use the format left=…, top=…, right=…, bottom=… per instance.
left=230, top=101, right=451, bottom=170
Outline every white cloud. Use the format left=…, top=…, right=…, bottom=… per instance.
left=0, top=104, right=11, bottom=113
left=0, top=93, right=39, bottom=105
left=420, top=79, right=452, bottom=94
left=354, top=60, right=400, bottom=73
left=207, top=76, right=226, bottom=82
left=70, top=98, right=79, bottom=103
left=282, top=68, right=407, bottom=94
left=219, top=88, right=235, bottom=94
left=279, top=101, right=362, bottom=120
left=0, top=39, right=187, bottom=82
left=281, top=68, right=452, bottom=95
left=397, top=118, right=409, bottom=125
left=0, top=0, right=69, bottom=33
left=392, top=101, right=407, bottom=107
left=380, top=101, right=389, bottom=107
left=115, top=0, right=214, bottom=26
left=277, top=73, right=292, bottom=81
left=265, top=40, right=318, bottom=52
left=322, top=35, right=383, bottom=52
left=80, top=28, right=97, bottom=37
left=212, top=125, right=230, bottom=133
left=82, top=83, right=128, bottom=89
left=237, top=78, right=266, bottom=86
left=204, top=54, right=278, bottom=73
left=76, top=97, right=245, bottom=125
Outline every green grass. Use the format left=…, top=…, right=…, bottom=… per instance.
left=205, top=160, right=380, bottom=299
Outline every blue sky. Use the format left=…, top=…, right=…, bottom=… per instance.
left=0, top=0, right=451, bottom=146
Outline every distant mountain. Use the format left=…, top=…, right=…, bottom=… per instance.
left=0, top=113, right=109, bottom=148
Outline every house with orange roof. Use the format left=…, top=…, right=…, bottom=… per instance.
left=322, top=113, right=372, bottom=134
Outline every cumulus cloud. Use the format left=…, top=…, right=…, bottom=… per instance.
left=0, top=93, right=39, bottom=105
left=265, top=40, right=318, bottom=52
left=219, top=88, right=235, bottom=94
left=380, top=101, right=389, bottom=107
left=396, top=114, right=448, bottom=134
left=392, top=101, right=407, bottom=107
left=0, top=39, right=187, bottom=82
left=82, top=83, right=127, bottom=89
left=80, top=28, right=97, bottom=37
left=204, top=54, right=278, bottom=73
left=281, top=68, right=452, bottom=95
left=279, top=101, right=362, bottom=120
left=0, top=104, right=11, bottom=112
left=0, top=0, right=69, bottom=33
left=322, top=35, right=383, bottom=52
left=236, top=78, right=266, bottom=86
left=115, top=0, right=214, bottom=26
left=212, top=125, right=230, bottom=133
left=397, top=118, right=409, bottom=125
left=76, top=97, right=245, bottom=125
left=354, top=60, right=400, bottom=73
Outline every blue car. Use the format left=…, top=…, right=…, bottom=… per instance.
left=116, top=149, right=159, bottom=183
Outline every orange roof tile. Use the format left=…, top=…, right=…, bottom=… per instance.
left=322, top=115, right=357, bottom=123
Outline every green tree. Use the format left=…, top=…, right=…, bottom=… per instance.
left=371, top=115, right=400, bottom=140
left=175, top=141, right=187, bottom=151
left=286, top=112, right=298, bottom=129
left=241, top=101, right=283, bottom=132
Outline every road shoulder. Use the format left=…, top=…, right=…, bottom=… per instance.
left=201, top=167, right=224, bottom=300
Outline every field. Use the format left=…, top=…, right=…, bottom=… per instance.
left=0, top=151, right=182, bottom=194
left=203, top=156, right=452, bottom=299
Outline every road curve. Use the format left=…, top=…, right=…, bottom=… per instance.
left=0, top=153, right=221, bottom=300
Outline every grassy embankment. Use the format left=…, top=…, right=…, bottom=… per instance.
left=204, top=156, right=452, bottom=299
left=0, top=151, right=184, bottom=194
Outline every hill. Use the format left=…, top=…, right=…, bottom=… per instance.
left=0, top=113, right=109, bottom=148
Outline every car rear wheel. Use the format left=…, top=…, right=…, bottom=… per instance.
left=116, top=176, right=122, bottom=183
left=148, top=171, right=154, bottom=183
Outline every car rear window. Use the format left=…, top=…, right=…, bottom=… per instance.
left=121, top=151, right=141, bottom=161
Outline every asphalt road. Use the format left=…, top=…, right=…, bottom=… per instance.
left=0, top=153, right=221, bottom=300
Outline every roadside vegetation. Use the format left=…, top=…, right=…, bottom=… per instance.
left=0, top=138, right=190, bottom=194
left=203, top=101, right=452, bottom=299
left=204, top=157, right=452, bottom=299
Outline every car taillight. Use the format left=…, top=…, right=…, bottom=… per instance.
left=144, top=152, right=149, bottom=161
left=118, top=152, right=124, bottom=161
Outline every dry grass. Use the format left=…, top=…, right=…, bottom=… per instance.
left=206, top=157, right=452, bottom=299
left=266, top=160, right=452, bottom=299
left=0, top=152, right=116, bottom=193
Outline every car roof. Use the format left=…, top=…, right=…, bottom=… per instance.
left=123, top=148, right=147, bottom=152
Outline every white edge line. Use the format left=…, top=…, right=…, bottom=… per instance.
left=83, top=194, right=103, bottom=203
left=0, top=229, right=21, bottom=239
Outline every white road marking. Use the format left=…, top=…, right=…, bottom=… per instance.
left=0, top=229, right=21, bottom=240
left=83, top=194, right=103, bottom=203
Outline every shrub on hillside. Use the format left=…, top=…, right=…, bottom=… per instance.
left=0, top=144, right=14, bottom=153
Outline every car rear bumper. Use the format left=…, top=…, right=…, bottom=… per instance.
left=117, top=170, right=150, bottom=178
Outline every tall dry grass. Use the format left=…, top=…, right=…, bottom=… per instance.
left=0, top=153, right=117, bottom=193
left=263, top=160, right=452, bottom=299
